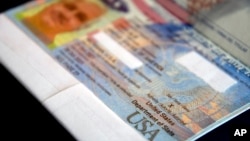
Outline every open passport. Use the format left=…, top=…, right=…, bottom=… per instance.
left=0, top=0, right=249, bottom=140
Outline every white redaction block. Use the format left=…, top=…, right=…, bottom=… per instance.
left=93, top=31, right=143, bottom=69
left=176, top=51, right=237, bottom=93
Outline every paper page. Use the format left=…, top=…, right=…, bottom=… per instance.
left=0, top=14, right=79, bottom=101
left=0, top=12, right=146, bottom=141
left=193, top=0, right=250, bottom=67
left=44, top=83, right=146, bottom=141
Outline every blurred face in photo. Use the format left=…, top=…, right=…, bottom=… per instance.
left=24, top=0, right=106, bottom=43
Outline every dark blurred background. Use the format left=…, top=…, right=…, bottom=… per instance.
left=0, top=0, right=249, bottom=141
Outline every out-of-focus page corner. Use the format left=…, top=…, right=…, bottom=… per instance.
left=43, top=83, right=147, bottom=141
left=0, top=14, right=80, bottom=102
